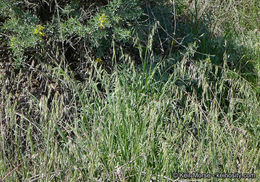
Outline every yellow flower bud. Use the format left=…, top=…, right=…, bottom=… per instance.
left=96, top=58, right=103, bottom=63
left=99, top=24, right=105, bottom=29
left=37, top=25, right=45, bottom=31
left=34, top=29, right=39, bottom=34
left=39, top=32, right=45, bottom=37
left=99, top=14, right=108, bottom=23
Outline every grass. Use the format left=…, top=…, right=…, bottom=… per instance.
left=0, top=0, right=259, bottom=181
left=1, top=55, right=259, bottom=181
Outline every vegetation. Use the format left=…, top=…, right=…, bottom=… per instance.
left=0, top=0, right=259, bottom=181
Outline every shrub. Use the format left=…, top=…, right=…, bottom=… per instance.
left=1, top=0, right=174, bottom=68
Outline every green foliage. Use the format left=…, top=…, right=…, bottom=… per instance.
left=2, top=17, right=44, bottom=64
left=0, top=0, right=259, bottom=181
left=1, top=0, right=174, bottom=65
left=0, top=52, right=259, bottom=180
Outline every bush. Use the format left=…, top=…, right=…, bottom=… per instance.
left=1, top=0, right=174, bottom=68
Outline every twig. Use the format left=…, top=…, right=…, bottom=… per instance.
left=172, top=0, right=177, bottom=35
left=0, top=161, right=25, bottom=182
left=1, top=151, right=41, bottom=181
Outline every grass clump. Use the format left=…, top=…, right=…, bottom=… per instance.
left=0, top=0, right=259, bottom=181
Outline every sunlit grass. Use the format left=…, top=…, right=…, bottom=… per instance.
left=0, top=0, right=259, bottom=181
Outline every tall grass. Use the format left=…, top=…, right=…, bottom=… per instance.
left=0, top=0, right=259, bottom=181
left=1, top=52, right=259, bottom=181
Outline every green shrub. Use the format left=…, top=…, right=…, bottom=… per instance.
left=1, top=0, right=174, bottom=67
